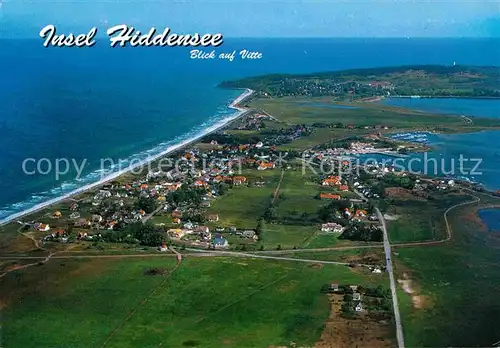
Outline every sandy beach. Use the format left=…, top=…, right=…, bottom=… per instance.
left=0, top=88, right=254, bottom=226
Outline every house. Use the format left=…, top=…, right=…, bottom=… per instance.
left=212, top=234, right=229, bottom=248
left=196, top=226, right=211, bottom=240
left=165, top=182, right=182, bottom=191
left=322, top=176, right=342, bottom=186
left=69, top=202, right=79, bottom=211
left=355, top=209, right=368, bottom=218
left=74, top=218, right=91, bottom=228
left=372, top=266, right=382, bottom=274
left=35, top=223, right=50, bottom=232
left=194, top=180, right=208, bottom=188
left=339, top=185, right=349, bottom=192
left=257, top=162, right=275, bottom=170
left=171, top=210, right=182, bottom=218
left=106, top=221, right=117, bottom=230
left=95, top=190, right=112, bottom=199
left=77, top=231, right=88, bottom=239
left=321, top=223, right=344, bottom=233
left=169, top=229, right=185, bottom=238
left=69, top=212, right=81, bottom=219
left=353, top=292, right=362, bottom=301
left=349, top=285, right=358, bottom=291
left=255, top=141, right=264, bottom=148
left=242, top=230, right=256, bottom=238
left=172, top=218, right=181, bottom=224
left=184, top=221, right=195, bottom=229
left=319, top=193, right=341, bottom=200
left=196, top=226, right=210, bottom=234
left=158, top=242, right=169, bottom=252
left=344, top=208, right=352, bottom=219
left=91, top=214, right=103, bottom=223
left=329, top=283, right=339, bottom=292
left=232, top=176, right=247, bottom=186
left=208, top=214, right=219, bottom=222
left=355, top=303, right=363, bottom=312
left=54, top=229, right=65, bottom=237
left=52, top=211, right=62, bottom=218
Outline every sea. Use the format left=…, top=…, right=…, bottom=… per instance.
left=1, top=38, right=500, bottom=222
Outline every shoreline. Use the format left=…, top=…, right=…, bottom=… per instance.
left=0, top=88, right=254, bottom=227
left=389, top=95, right=500, bottom=100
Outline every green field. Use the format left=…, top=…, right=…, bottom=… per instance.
left=392, top=192, right=500, bottom=347
left=208, top=186, right=273, bottom=229
left=1, top=256, right=388, bottom=348
left=386, top=193, right=466, bottom=243
left=252, top=97, right=462, bottom=127
left=250, top=97, right=500, bottom=134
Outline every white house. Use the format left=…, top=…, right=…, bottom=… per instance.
left=35, top=223, right=50, bottom=232
left=184, top=221, right=195, bottom=230
left=321, top=223, right=344, bottom=233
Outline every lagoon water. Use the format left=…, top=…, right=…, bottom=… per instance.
left=478, top=209, right=500, bottom=232
left=0, top=38, right=500, bottom=221
left=365, top=130, right=500, bottom=191
left=382, top=98, right=500, bottom=118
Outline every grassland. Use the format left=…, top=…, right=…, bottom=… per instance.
left=4, top=76, right=500, bottom=348
left=1, top=255, right=388, bottom=348
left=386, top=192, right=467, bottom=243
left=391, top=192, right=500, bottom=347
left=205, top=167, right=352, bottom=250
left=250, top=97, right=500, bottom=134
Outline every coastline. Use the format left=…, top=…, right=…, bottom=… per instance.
left=389, top=95, right=500, bottom=100
left=0, top=88, right=254, bottom=227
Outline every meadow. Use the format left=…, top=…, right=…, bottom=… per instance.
left=385, top=193, right=467, bottom=243
left=1, top=255, right=388, bottom=348
left=392, top=192, right=500, bottom=347
left=250, top=97, right=500, bottom=134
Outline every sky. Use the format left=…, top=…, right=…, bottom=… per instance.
left=1, top=0, right=499, bottom=38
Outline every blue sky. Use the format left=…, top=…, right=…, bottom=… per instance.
left=1, top=0, right=499, bottom=38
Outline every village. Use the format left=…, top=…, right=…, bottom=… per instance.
left=19, top=109, right=462, bottom=259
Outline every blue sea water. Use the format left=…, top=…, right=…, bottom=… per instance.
left=0, top=38, right=499, bottom=221
left=382, top=98, right=500, bottom=118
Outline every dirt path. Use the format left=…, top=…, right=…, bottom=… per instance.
left=100, top=246, right=183, bottom=348
left=0, top=227, right=53, bottom=279
left=271, top=169, right=285, bottom=204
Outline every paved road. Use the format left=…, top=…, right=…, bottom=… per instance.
left=376, top=207, right=405, bottom=348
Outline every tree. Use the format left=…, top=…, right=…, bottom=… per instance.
left=135, top=196, right=158, bottom=214
left=256, top=218, right=265, bottom=239
left=128, top=222, right=163, bottom=246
